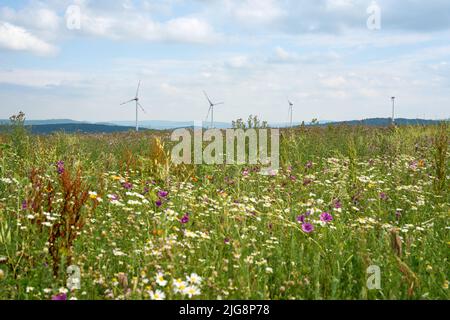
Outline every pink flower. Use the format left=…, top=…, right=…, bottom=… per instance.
left=51, top=293, right=67, bottom=301
left=302, top=223, right=314, bottom=233
left=320, top=212, right=333, bottom=223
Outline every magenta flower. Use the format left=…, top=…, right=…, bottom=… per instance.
left=180, top=214, right=190, bottom=224
left=51, top=293, right=67, bottom=301
left=297, top=215, right=306, bottom=223
left=302, top=223, right=314, bottom=233
left=320, top=212, right=333, bottom=223
left=21, top=200, right=28, bottom=210
left=158, top=190, right=169, bottom=198
left=122, top=182, right=133, bottom=190
left=155, top=199, right=162, bottom=207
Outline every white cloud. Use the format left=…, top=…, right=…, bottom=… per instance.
left=273, top=46, right=298, bottom=62
left=320, top=75, right=347, bottom=88
left=0, top=69, right=82, bottom=88
left=226, top=55, right=251, bottom=68
left=72, top=2, right=218, bottom=44
left=0, top=22, right=57, bottom=56
left=224, top=0, right=285, bottom=25
left=165, top=17, right=216, bottom=43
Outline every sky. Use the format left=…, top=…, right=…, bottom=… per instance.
left=0, top=0, right=449, bottom=123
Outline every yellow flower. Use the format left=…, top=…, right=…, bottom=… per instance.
left=443, top=280, right=448, bottom=290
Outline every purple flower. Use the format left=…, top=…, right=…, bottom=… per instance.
left=224, top=238, right=230, bottom=244
left=155, top=199, right=162, bottom=207
left=305, top=210, right=311, bottom=216
left=379, top=192, right=388, bottom=201
left=180, top=214, right=190, bottom=224
left=302, top=223, right=314, bottom=233
left=297, top=215, right=306, bottom=223
left=305, top=161, right=313, bottom=169
left=21, top=200, right=28, bottom=210
left=242, top=170, right=249, bottom=177
left=320, top=212, right=333, bottom=223
left=56, top=161, right=65, bottom=175
left=143, top=187, right=149, bottom=195
left=122, top=182, right=133, bottom=190
left=51, top=293, right=67, bottom=301
left=158, top=190, right=169, bottom=198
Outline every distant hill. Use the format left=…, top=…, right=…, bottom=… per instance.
left=0, top=117, right=446, bottom=134
left=108, top=120, right=233, bottom=130
left=0, top=119, right=86, bottom=126
left=26, top=123, right=139, bottom=134
left=321, top=118, right=445, bottom=127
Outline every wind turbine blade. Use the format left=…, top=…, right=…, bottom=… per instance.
left=205, top=106, right=212, bottom=121
left=135, top=80, right=141, bottom=98
left=120, top=99, right=135, bottom=105
left=203, top=91, right=213, bottom=105
left=137, top=102, right=146, bottom=113
left=213, top=102, right=224, bottom=106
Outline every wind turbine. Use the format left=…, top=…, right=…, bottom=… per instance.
left=391, top=96, right=396, bottom=126
left=288, top=99, right=294, bottom=128
left=120, top=80, right=146, bottom=132
left=204, top=91, right=224, bottom=129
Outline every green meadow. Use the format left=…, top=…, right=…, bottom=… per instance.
left=0, top=117, right=448, bottom=300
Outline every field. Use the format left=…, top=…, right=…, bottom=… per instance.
left=0, top=119, right=448, bottom=300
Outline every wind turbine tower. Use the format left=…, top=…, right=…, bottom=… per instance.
left=391, top=96, right=396, bottom=125
left=288, top=99, right=294, bottom=128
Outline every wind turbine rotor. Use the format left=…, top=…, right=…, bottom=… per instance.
left=203, top=90, right=214, bottom=106
left=120, top=98, right=136, bottom=105
left=135, top=80, right=141, bottom=99
left=137, top=102, right=146, bottom=113
left=120, top=80, right=146, bottom=132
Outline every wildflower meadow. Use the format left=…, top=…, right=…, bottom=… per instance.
left=0, top=117, right=448, bottom=300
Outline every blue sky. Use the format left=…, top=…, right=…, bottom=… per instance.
left=0, top=0, right=449, bottom=123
